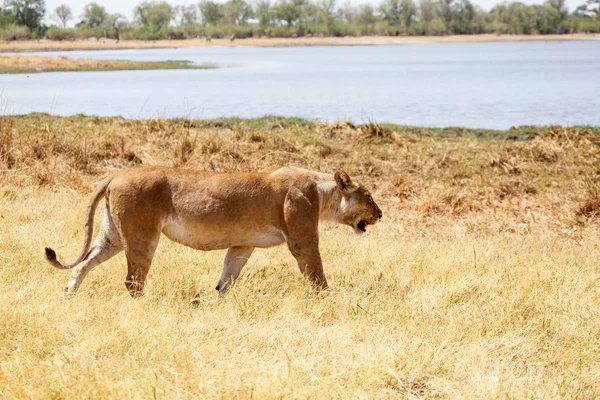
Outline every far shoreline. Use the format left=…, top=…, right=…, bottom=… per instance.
left=0, top=33, right=598, bottom=53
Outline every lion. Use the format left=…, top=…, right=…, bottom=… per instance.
left=45, top=166, right=382, bottom=297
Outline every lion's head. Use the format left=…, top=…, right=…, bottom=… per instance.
left=334, top=170, right=382, bottom=235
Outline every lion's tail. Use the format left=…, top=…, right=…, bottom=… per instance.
left=45, top=177, right=112, bottom=269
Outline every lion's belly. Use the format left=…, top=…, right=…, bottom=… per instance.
left=161, top=218, right=285, bottom=250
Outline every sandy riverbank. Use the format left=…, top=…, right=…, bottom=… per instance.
left=0, top=33, right=597, bottom=53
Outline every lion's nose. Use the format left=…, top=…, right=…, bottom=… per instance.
left=378, top=211, right=383, bottom=219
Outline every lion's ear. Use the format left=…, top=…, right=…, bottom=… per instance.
left=334, top=170, right=358, bottom=193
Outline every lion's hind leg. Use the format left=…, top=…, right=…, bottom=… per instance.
left=122, top=232, right=161, bottom=298
left=65, top=204, right=123, bottom=295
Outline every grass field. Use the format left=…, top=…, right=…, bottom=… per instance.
left=0, top=56, right=212, bottom=74
left=1, top=114, right=599, bottom=398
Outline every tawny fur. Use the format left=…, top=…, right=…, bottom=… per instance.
left=45, top=166, right=382, bottom=297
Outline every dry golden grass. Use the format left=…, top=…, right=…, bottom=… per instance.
left=1, top=114, right=600, bottom=398
left=0, top=55, right=209, bottom=74
left=0, top=33, right=598, bottom=53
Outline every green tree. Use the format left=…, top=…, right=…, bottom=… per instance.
left=0, top=8, right=16, bottom=26
left=254, top=0, right=272, bottom=26
left=174, top=4, right=197, bottom=24
left=436, top=0, right=454, bottom=33
left=357, top=4, right=376, bottom=25
left=546, top=0, right=568, bottom=19
left=452, top=0, right=476, bottom=33
left=587, top=0, right=600, bottom=18
left=134, top=1, right=150, bottom=24
left=198, top=0, right=223, bottom=25
left=82, top=2, right=108, bottom=28
left=401, top=0, right=417, bottom=28
left=6, top=0, right=45, bottom=29
left=107, top=13, right=127, bottom=38
left=222, top=0, right=253, bottom=24
left=272, top=0, right=302, bottom=26
left=379, top=0, right=401, bottom=25
left=574, top=0, right=599, bottom=18
left=419, top=0, right=437, bottom=24
left=490, top=2, right=536, bottom=34
left=53, top=4, right=72, bottom=28
left=427, top=16, right=447, bottom=34
left=135, top=1, right=173, bottom=28
left=148, top=1, right=173, bottom=27
left=320, top=0, right=337, bottom=26
left=535, top=4, right=561, bottom=32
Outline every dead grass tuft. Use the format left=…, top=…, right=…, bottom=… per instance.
left=174, top=131, right=198, bottom=167
left=0, top=117, right=14, bottom=169
left=575, top=179, right=600, bottom=222
left=539, top=125, right=599, bottom=146
left=418, top=188, right=484, bottom=217
left=357, top=121, right=395, bottom=144
left=323, top=122, right=357, bottom=138
left=496, top=179, right=538, bottom=200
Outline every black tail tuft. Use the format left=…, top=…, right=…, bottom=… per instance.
left=45, top=247, right=56, bottom=261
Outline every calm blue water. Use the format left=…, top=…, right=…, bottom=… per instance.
left=2, top=41, right=599, bottom=128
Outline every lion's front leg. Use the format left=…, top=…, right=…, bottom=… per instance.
left=287, top=240, right=328, bottom=290
left=283, top=184, right=328, bottom=291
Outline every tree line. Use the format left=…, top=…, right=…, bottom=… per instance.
left=0, top=0, right=599, bottom=41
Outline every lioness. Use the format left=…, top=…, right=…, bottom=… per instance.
left=45, top=166, right=382, bottom=297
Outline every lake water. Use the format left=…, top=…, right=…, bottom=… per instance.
left=2, top=40, right=599, bottom=129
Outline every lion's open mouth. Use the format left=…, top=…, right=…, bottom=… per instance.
left=357, top=220, right=368, bottom=232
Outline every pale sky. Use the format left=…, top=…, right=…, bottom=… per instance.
left=44, top=0, right=585, bottom=27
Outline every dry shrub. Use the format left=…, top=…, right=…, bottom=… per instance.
left=144, top=118, right=176, bottom=137
left=383, top=374, right=434, bottom=398
left=200, top=119, right=234, bottom=129
left=357, top=121, right=395, bottom=144
left=379, top=174, right=418, bottom=200
left=577, top=198, right=600, bottom=219
left=95, top=137, right=141, bottom=164
left=490, top=127, right=598, bottom=171
left=198, top=136, right=221, bottom=155
left=354, top=158, right=384, bottom=177
left=417, top=188, right=484, bottom=217
left=248, top=133, right=265, bottom=143
left=530, top=139, right=562, bottom=163
left=0, top=118, right=14, bottom=169
left=322, top=122, right=356, bottom=139
left=319, top=144, right=333, bottom=158
left=575, top=179, right=600, bottom=223
left=539, top=126, right=599, bottom=146
left=496, top=179, right=538, bottom=200
left=489, top=152, right=521, bottom=175
left=266, top=121, right=288, bottom=130
left=0, top=124, right=141, bottom=187
left=174, top=131, right=198, bottom=167
left=270, top=137, right=298, bottom=153
left=437, top=151, right=458, bottom=169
